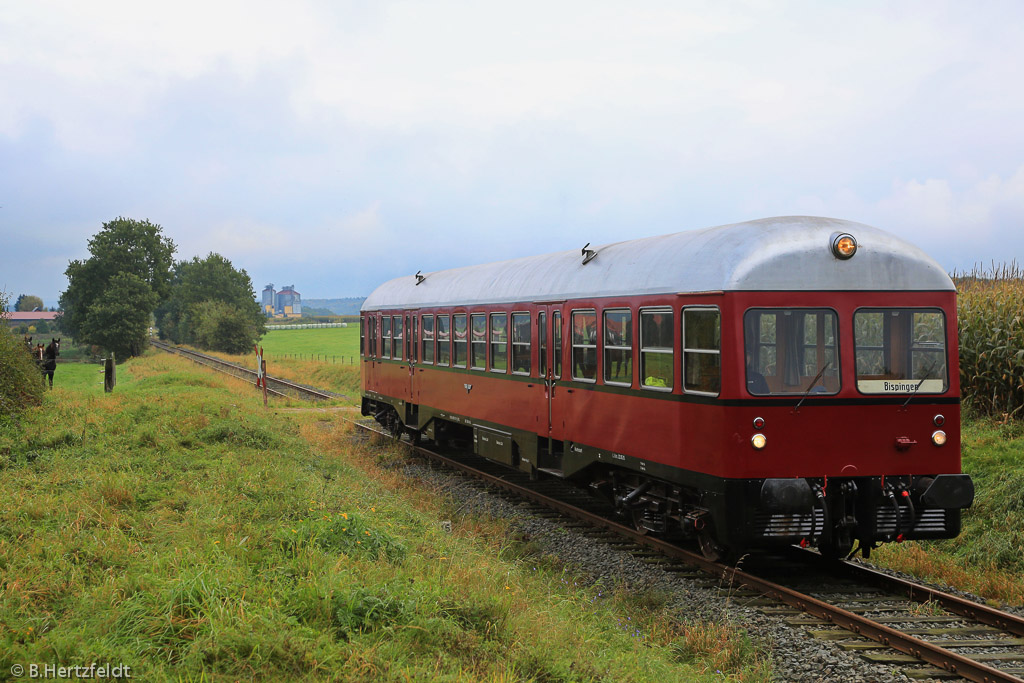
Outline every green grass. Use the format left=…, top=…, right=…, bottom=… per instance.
left=0, top=352, right=770, bottom=681
left=872, top=416, right=1024, bottom=604
left=258, top=326, right=360, bottom=363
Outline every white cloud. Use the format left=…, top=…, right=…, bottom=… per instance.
left=3, top=0, right=1024, bottom=298
left=783, top=166, right=1024, bottom=269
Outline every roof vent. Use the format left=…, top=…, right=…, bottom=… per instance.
left=581, top=243, right=597, bottom=265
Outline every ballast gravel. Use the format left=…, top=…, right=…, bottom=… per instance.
left=401, top=460, right=930, bottom=683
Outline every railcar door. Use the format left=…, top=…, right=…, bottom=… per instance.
left=364, top=313, right=378, bottom=393
left=406, top=311, right=418, bottom=405
left=541, top=305, right=567, bottom=445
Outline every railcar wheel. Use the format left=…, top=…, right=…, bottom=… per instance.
left=697, top=530, right=732, bottom=563
left=382, top=409, right=403, bottom=440
left=630, top=508, right=650, bottom=536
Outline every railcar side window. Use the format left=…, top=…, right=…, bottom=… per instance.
left=539, top=312, right=547, bottom=376
left=854, top=309, right=947, bottom=394
left=360, top=316, right=364, bottom=356
left=743, top=309, right=839, bottom=395
left=470, top=313, right=486, bottom=370
left=511, top=312, right=531, bottom=375
left=553, top=311, right=562, bottom=378
left=393, top=315, right=403, bottom=361
left=603, top=309, right=632, bottom=386
left=453, top=314, right=467, bottom=367
left=421, top=315, right=434, bottom=364
left=436, top=315, right=451, bottom=366
left=571, top=310, right=597, bottom=382
left=640, top=308, right=673, bottom=390
left=382, top=316, right=392, bottom=359
left=683, top=308, right=721, bottom=395
left=490, top=313, right=508, bottom=372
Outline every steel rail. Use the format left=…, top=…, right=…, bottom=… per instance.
left=150, top=339, right=334, bottom=401
left=818, top=552, right=1024, bottom=638
left=350, top=418, right=1024, bottom=683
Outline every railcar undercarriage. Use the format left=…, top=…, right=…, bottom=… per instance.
left=364, top=398, right=973, bottom=562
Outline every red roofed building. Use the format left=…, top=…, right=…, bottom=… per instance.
left=4, top=311, right=60, bottom=328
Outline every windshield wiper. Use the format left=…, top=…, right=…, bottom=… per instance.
left=794, top=361, right=831, bottom=413
left=902, top=361, right=937, bottom=409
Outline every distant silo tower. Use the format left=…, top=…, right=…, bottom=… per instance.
left=262, top=284, right=276, bottom=317
left=276, top=285, right=301, bottom=317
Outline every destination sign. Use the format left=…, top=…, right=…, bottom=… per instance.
left=857, top=379, right=945, bottom=394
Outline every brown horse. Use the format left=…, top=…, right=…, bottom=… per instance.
left=40, top=338, right=60, bottom=389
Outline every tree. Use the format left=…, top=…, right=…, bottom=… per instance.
left=15, top=294, right=44, bottom=312
left=192, top=300, right=263, bottom=354
left=59, top=217, right=175, bottom=357
left=79, top=272, right=159, bottom=359
left=155, top=252, right=265, bottom=352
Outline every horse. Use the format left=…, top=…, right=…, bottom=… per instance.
left=40, top=338, right=60, bottom=389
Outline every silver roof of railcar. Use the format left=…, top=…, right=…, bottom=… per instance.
left=362, top=216, right=954, bottom=311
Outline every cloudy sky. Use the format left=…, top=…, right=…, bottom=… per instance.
left=2, top=1, right=1023, bottom=307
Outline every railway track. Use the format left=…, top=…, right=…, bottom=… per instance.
left=149, top=339, right=338, bottom=401
left=351, top=418, right=1024, bottom=683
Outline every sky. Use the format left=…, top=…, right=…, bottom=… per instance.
left=2, top=0, right=1023, bottom=307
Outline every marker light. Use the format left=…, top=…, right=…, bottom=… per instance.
left=933, top=414, right=945, bottom=427
left=753, top=416, right=765, bottom=429
left=751, top=433, right=767, bottom=450
left=932, top=430, right=947, bottom=446
left=830, top=232, right=858, bottom=260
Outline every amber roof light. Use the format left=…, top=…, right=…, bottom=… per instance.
left=831, top=232, right=858, bottom=260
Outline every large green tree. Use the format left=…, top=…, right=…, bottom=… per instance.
left=155, top=252, right=265, bottom=352
left=14, top=294, right=44, bottom=312
left=59, top=217, right=176, bottom=357
left=79, top=273, right=159, bottom=359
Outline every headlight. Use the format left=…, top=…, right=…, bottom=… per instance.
left=932, top=430, right=947, bottom=446
left=830, top=232, right=858, bottom=260
left=751, top=433, right=767, bottom=450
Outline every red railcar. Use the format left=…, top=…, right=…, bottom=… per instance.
left=360, top=216, right=974, bottom=559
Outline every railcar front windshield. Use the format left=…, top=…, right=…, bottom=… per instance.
left=744, top=309, right=839, bottom=396
left=854, top=308, right=948, bottom=394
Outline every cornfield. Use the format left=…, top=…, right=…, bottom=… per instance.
left=954, top=263, right=1024, bottom=419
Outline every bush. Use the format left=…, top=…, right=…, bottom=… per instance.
left=954, top=264, right=1024, bottom=419
left=0, top=293, right=45, bottom=419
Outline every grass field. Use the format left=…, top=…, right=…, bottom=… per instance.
left=0, top=352, right=770, bottom=681
left=258, top=326, right=360, bottom=363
